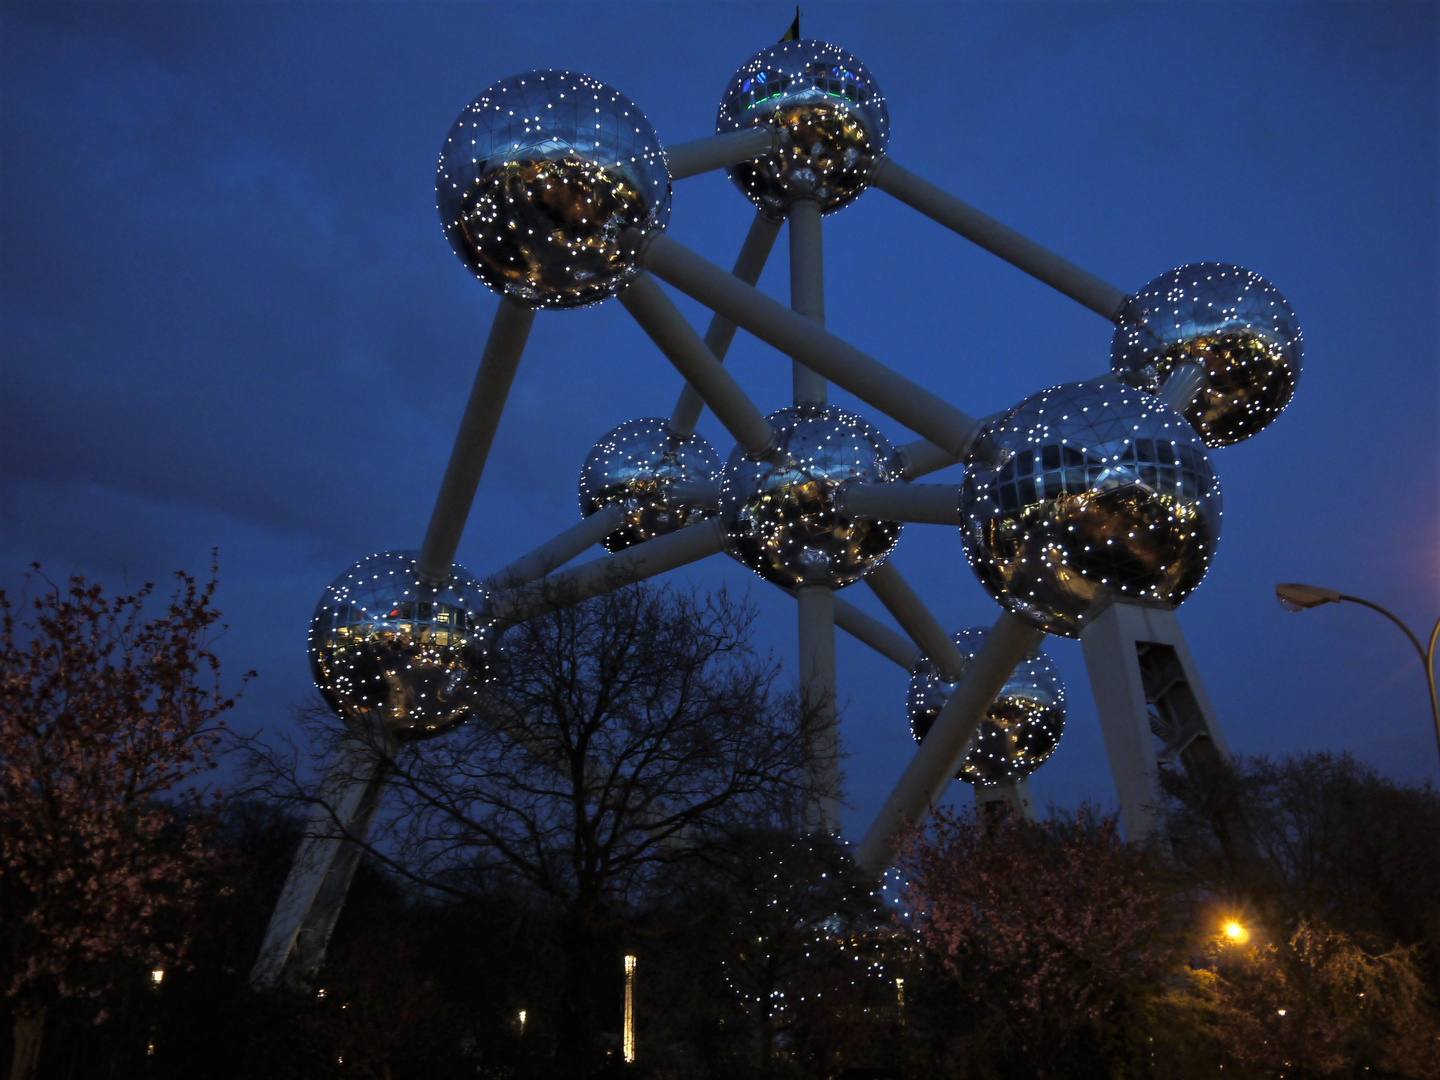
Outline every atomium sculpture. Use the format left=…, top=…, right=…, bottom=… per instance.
left=254, top=29, right=1301, bottom=989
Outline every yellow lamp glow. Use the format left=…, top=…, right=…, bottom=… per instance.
left=1224, top=920, right=1249, bottom=944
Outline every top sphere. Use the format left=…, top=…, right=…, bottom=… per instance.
left=308, top=551, right=497, bottom=741
left=908, top=628, right=1066, bottom=786
left=959, top=381, right=1223, bottom=638
left=1111, top=263, right=1302, bottom=447
left=436, top=71, right=671, bottom=310
left=578, top=417, right=721, bottom=552
left=716, top=40, right=888, bottom=218
left=720, top=404, right=902, bottom=589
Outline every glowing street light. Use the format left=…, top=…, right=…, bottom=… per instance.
left=1275, top=582, right=1440, bottom=766
left=1223, top=920, right=1250, bottom=944
left=150, top=969, right=165, bottom=987
left=623, top=954, right=637, bottom=1064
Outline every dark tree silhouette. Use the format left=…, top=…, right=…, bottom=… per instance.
left=257, top=582, right=817, bottom=1073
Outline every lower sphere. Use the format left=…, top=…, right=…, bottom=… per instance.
left=578, top=418, right=720, bottom=552
left=308, top=551, right=496, bottom=741
left=959, top=381, right=1223, bottom=637
left=720, top=405, right=901, bottom=589
left=908, top=628, right=1065, bottom=786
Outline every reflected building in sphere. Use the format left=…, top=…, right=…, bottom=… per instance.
left=720, top=405, right=902, bottom=588
left=1112, top=263, right=1302, bottom=447
left=308, top=551, right=496, bottom=741
left=436, top=70, right=671, bottom=309
left=716, top=39, right=889, bottom=218
left=579, top=418, right=721, bottom=552
left=908, top=628, right=1066, bottom=786
left=960, top=381, right=1223, bottom=637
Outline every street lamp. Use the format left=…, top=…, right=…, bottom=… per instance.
left=1275, top=583, right=1440, bottom=765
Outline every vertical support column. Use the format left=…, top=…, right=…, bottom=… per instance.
left=797, top=583, right=840, bottom=832
left=250, top=732, right=392, bottom=988
left=789, top=198, right=827, bottom=404
left=973, top=777, right=1038, bottom=823
left=1080, top=601, right=1250, bottom=857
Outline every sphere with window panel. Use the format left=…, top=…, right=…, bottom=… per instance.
left=436, top=70, right=671, bottom=309
left=908, top=628, right=1066, bottom=786
left=716, top=40, right=889, bottom=218
left=308, top=551, right=497, bottom=740
left=959, top=381, right=1223, bottom=637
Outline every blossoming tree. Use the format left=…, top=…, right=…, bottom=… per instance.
left=0, top=563, right=249, bottom=1080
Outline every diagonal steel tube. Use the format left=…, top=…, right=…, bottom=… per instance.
left=895, top=438, right=964, bottom=481
left=492, top=517, right=727, bottom=628
left=833, top=595, right=923, bottom=671
left=670, top=212, right=783, bottom=436
left=863, top=561, right=968, bottom=681
left=620, top=272, right=777, bottom=459
left=870, top=156, right=1130, bottom=321
left=251, top=730, right=393, bottom=988
left=777, top=583, right=924, bottom=672
left=418, top=299, right=535, bottom=582
left=838, top=482, right=961, bottom=526
left=485, top=504, right=627, bottom=591
left=855, top=611, right=1045, bottom=877
left=666, top=125, right=778, bottom=181
left=626, top=230, right=981, bottom=457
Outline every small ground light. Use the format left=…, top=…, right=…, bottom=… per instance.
left=1224, top=921, right=1250, bottom=944
left=518, top=1009, right=526, bottom=1035
left=151, top=969, right=164, bottom=986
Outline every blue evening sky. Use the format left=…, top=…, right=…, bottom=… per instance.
left=3, top=1, right=1436, bottom=836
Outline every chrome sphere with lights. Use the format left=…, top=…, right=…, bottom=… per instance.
left=908, top=628, right=1066, bottom=786
left=308, top=551, right=497, bottom=741
left=436, top=70, right=671, bottom=309
left=716, top=40, right=889, bottom=218
left=1111, top=263, right=1302, bottom=447
left=720, top=405, right=902, bottom=588
left=959, top=381, right=1223, bottom=637
left=579, top=417, right=721, bottom=552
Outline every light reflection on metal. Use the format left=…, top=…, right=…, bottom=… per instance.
left=578, top=418, right=721, bottom=552
left=717, top=40, right=888, bottom=218
left=308, top=551, right=496, bottom=741
left=720, top=405, right=902, bottom=588
left=1112, top=263, right=1302, bottom=447
left=907, top=627, right=1066, bottom=785
left=437, top=71, right=671, bottom=309
left=960, top=381, right=1223, bottom=637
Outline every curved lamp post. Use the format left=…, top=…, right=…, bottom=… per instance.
left=1275, top=583, right=1440, bottom=766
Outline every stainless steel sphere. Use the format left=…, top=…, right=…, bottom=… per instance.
left=959, top=381, right=1223, bottom=638
left=720, top=405, right=902, bottom=589
left=908, top=628, right=1066, bottom=786
left=578, top=417, right=721, bottom=552
left=1112, top=263, right=1302, bottom=447
left=436, top=71, right=671, bottom=310
left=716, top=40, right=889, bottom=218
left=308, top=551, right=497, bottom=741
